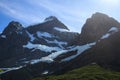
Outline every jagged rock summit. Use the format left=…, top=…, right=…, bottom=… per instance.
left=78, top=12, right=120, bottom=44
left=2, top=21, right=24, bottom=35
left=27, top=16, right=69, bottom=33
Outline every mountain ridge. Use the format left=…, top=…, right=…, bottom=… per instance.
left=0, top=15, right=79, bottom=67
left=1, top=12, right=120, bottom=80
left=74, top=12, right=120, bottom=45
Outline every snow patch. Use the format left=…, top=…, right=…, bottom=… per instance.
left=30, top=57, right=54, bottom=64
left=1, top=35, right=6, bottom=38
left=47, top=50, right=68, bottom=59
left=37, top=31, right=54, bottom=38
left=30, top=42, right=96, bottom=64
left=0, top=66, right=22, bottom=75
left=54, top=27, right=70, bottom=32
left=23, top=42, right=62, bottom=53
left=101, top=33, right=110, bottom=39
left=45, top=39, right=67, bottom=48
left=44, top=17, right=55, bottom=22
left=108, top=27, right=118, bottom=32
left=30, top=50, right=68, bottom=64
left=22, top=61, right=29, bottom=64
left=61, top=42, right=96, bottom=62
left=42, top=71, right=48, bottom=75
left=101, top=27, right=119, bottom=39
left=26, top=31, right=35, bottom=41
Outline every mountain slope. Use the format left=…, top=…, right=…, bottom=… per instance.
left=0, top=16, right=79, bottom=67
left=1, top=12, right=120, bottom=80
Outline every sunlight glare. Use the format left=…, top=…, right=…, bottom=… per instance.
left=100, top=0, right=119, bottom=7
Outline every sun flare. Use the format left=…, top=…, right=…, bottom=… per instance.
left=100, top=0, right=119, bottom=7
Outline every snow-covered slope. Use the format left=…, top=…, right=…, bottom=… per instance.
left=23, top=42, right=62, bottom=53
left=29, top=42, right=96, bottom=64
left=101, top=27, right=119, bottom=39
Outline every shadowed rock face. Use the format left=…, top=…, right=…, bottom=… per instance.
left=68, top=30, right=120, bottom=71
left=2, top=21, right=24, bottom=35
left=77, top=12, right=120, bottom=45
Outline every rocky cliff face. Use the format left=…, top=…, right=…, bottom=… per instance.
left=77, top=12, right=120, bottom=45
left=2, top=21, right=24, bottom=35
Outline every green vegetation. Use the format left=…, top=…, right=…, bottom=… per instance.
left=33, top=64, right=120, bottom=80
left=0, top=69, right=3, bottom=72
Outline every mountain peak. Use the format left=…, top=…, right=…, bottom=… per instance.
left=91, top=12, right=109, bottom=18
left=79, top=12, right=120, bottom=44
left=44, top=16, right=58, bottom=22
left=9, top=21, right=22, bottom=27
left=2, top=21, right=24, bottom=35
left=27, top=16, right=69, bottom=33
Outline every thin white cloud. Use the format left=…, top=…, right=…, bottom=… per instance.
left=27, top=0, right=87, bottom=32
left=0, top=1, right=43, bottom=25
left=27, top=0, right=83, bottom=22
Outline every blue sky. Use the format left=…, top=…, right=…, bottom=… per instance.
left=0, top=0, right=120, bottom=33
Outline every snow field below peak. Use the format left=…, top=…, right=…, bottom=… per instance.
left=30, top=42, right=96, bottom=64
left=23, top=42, right=62, bottom=53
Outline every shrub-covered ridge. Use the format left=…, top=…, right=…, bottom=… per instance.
left=33, top=64, right=120, bottom=80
